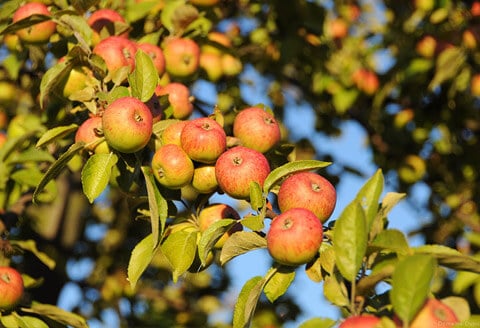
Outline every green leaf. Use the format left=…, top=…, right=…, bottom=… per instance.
left=429, top=47, right=465, bottom=91
left=13, top=314, right=49, bottom=328
left=390, top=254, right=436, bottom=323
left=263, top=160, right=331, bottom=193
left=81, top=153, right=118, bottom=203
left=233, top=276, right=265, bottom=328
left=241, top=215, right=265, bottom=232
left=370, top=229, right=410, bottom=255
left=39, top=60, right=71, bottom=109
left=198, top=218, right=237, bottom=265
left=333, top=201, right=367, bottom=281
left=160, top=230, right=198, bottom=283
left=36, top=124, right=78, bottom=148
left=58, top=14, right=92, bottom=49
left=249, top=181, right=264, bottom=210
left=9, top=147, right=55, bottom=164
left=354, top=169, right=383, bottom=232
left=128, top=49, right=159, bottom=102
left=141, top=166, right=168, bottom=249
left=370, top=192, right=406, bottom=239
left=452, top=270, right=480, bottom=294
left=0, top=14, right=52, bottom=36
left=414, top=245, right=480, bottom=273
left=298, top=317, right=336, bottom=328
left=70, top=0, right=100, bottom=13
left=11, top=240, right=55, bottom=270
left=128, top=234, right=155, bottom=290
left=323, top=270, right=349, bottom=307
left=263, top=266, right=295, bottom=303
left=21, top=303, right=88, bottom=328
left=33, top=142, right=86, bottom=203
left=220, top=231, right=267, bottom=266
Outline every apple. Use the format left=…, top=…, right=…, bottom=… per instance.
left=221, top=54, right=243, bottom=77
left=198, top=203, right=242, bottom=248
left=0, top=132, right=7, bottom=148
left=472, top=1, right=480, bottom=16
left=75, top=116, right=110, bottom=154
left=200, top=52, right=223, bottom=82
left=3, top=34, right=21, bottom=52
left=189, top=0, right=220, bottom=7
left=338, top=315, right=381, bottom=328
left=325, top=17, right=349, bottom=39
left=152, top=144, right=194, bottom=189
left=92, top=36, right=138, bottom=75
left=277, top=172, right=336, bottom=223
left=102, top=96, right=153, bottom=153
left=0, top=267, right=24, bottom=310
left=266, top=208, right=323, bottom=266
left=57, top=57, right=93, bottom=99
left=233, top=107, right=281, bottom=153
left=0, top=82, right=16, bottom=106
left=352, top=68, right=379, bottom=95
left=87, top=8, right=129, bottom=45
left=181, top=117, right=226, bottom=164
left=215, top=146, right=270, bottom=199
left=163, top=37, right=200, bottom=78
left=191, top=165, right=218, bottom=194
left=138, top=42, right=166, bottom=76
left=414, top=0, right=435, bottom=11
left=155, top=83, right=194, bottom=119
left=471, top=74, right=480, bottom=97
left=416, top=35, right=437, bottom=58
left=160, top=120, right=188, bottom=146
left=202, top=31, right=232, bottom=55
left=12, top=2, right=56, bottom=43
left=396, top=298, right=459, bottom=328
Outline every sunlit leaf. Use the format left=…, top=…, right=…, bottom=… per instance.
left=220, top=231, right=267, bottom=266
left=414, top=245, right=480, bottom=273
left=263, top=266, right=295, bottom=303
left=354, top=168, right=383, bottom=232
left=11, top=240, right=55, bottom=270
left=323, top=270, right=349, bottom=307
left=249, top=181, right=264, bottom=211
left=298, top=317, right=336, bottom=328
left=233, top=276, right=265, bottom=328
left=36, top=124, right=78, bottom=148
left=198, top=218, right=237, bottom=265
left=128, top=49, right=159, bottom=102
left=128, top=234, right=155, bottom=290
left=160, top=230, right=198, bottom=283
left=81, top=153, right=118, bottom=203
left=21, top=303, right=88, bottom=328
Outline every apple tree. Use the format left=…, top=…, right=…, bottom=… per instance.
left=0, top=0, right=480, bottom=327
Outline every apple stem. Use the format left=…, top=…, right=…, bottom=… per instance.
left=350, top=277, right=357, bottom=315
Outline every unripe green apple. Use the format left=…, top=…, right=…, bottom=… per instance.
left=93, top=36, right=138, bottom=75
left=12, top=2, right=56, bottom=44
left=138, top=42, right=166, bottom=76
left=215, top=146, right=270, bottom=199
left=191, top=165, right=218, bottom=194
left=266, top=208, right=323, bottom=266
left=75, top=116, right=110, bottom=154
left=198, top=203, right=242, bottom=248
left=160, top=120, right=188, bottom=146
left=163, top=37, right=200, bottom=78
left=277, top=172, right=336, bottom=223
left=87, top=8, right=129, bottom=46
left=102, top=96, right=153, bottom=153
left=155, top=83, right=194, bottom=119
left=152, top=144, right=194, bottom=189
left=200, top=52, right=223, bottom=82
left=233, top=107, right=281, bottom=153
left=338, top=315, right=381, bottom=328
left=181, top=117, right=226, bottom=164
left=0, top=267, right=24, bottom=310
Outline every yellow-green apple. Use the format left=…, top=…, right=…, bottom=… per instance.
left=198, top=203, right=242, bottom=248
left=3, top=34, right=21, bottom=52
left=152, top=144, right=194, bottom=189
left=221, top=54, right=243, bottom=77
left=0, top=267, right=24, bottom=310
left=277, top=172, right=336, bottom=223
left=92, top=36, right=138, bottom=75
left=0, top=81, right=16, bottom=106
left=471, top=74, right=480, bottom=97
left=155, top=82, right=194, bottom=119
left=75, top=116, right=110, bottom=154
left=102, top=96, right=153, bottom=153
left=398, top=154, right=426, bottom=184
left=57, top=57, right=93, bottom=99
left=338, top=315, right=381, bottom=328
left=396, top=298, right=459, bottom=328
left=215, top=146, right=270, bottom=199
left=191, top=165, right=218, bottom=194
left=160, top=120, right=188, bottom=146
left=138, top=42, right=166, bottom=76
left=233, top=107, right=281, bottom=153
left=414, top=0, right=435, bottom=11
left=180, top=117, right=226, bottom=164
left=12, top=2, right=56, bottom=43
left=266, top=208, right=323, bottom=266
left=163, top=37, right=200, bottom=78
left=200, top=52, right=223, bottom=82
left=87, top=8, right=129, bottom=45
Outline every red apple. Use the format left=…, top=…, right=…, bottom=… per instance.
left=0, top=132, right=7, bottom=148
left=163, top=37, right=200, bottom=78
left=352, top=68, right=379, bottom=95
left=325, top=18, right=349, bottom=39
left=152, top=144, right=194, bottom=189
left=181, top=117, right=226, bottom=164
left=471, top=74, right=480, bottom=97
left=160, top=120, right=188, bottom=146
left=472, top=1, right=480, bottom=16
left=215, top=146, right=270, bottom=199
left=338, top=315, right=381, bottom=328
left=12, top=2, right=56, bottom=43
left=233, top=107, right=281, bottom=153
left=266, top=208, right=323, bottom=266
left=138, top=42, right=166, bottom=76
left=102, top=96, right=153, bottom=153
left=277, top=172, right=336, bottom=223
left=191, top=165, right=218, bottom=194
left=87, top=8, right=129, bottom=45
left=92, top=36, right=138, bottom=75
left=155, top=83, right=194, bottom=119
left=198, top=203, right=242, bottom=248
left=396, top=298, right=459, bottom=328
left=0, top=267, right=24, bottom=310
left=75, top=116, right=110, bottom=154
